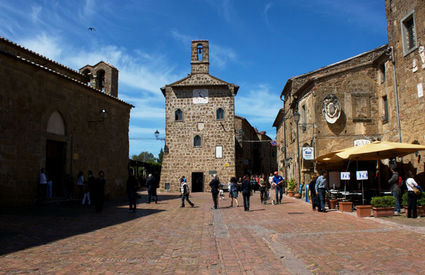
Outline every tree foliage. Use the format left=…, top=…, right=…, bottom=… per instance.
left=131, top=151, right=157, bottom=163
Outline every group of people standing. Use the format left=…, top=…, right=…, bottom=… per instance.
left=308, top=170, right=329, bottom=212
left=179, top=172, right=287, bottom=212
left=389, top=168, right=423, bottom=218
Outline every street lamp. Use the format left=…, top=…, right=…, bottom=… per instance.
left=293, top=111, right=302, bottom=189
left=154, top=130, right=165, bottom=141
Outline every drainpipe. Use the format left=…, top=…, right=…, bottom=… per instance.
left=280, top=94, right=287, bottom=179
left=389, top=46, right=402, bottom=142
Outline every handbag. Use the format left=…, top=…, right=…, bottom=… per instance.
left=412, top=186, right=421, bottom=196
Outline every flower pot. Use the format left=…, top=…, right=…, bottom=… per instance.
left=372, top=207, right=395, bottom=217
left=288, top=191, right=295, bottom=197
left=339, top=201, right=353, bottom=212
left=404, top=206, right=425, bottom=217
left=328, top=199, right=337, bottom=209
left=356, top=205, right=372, bottom=217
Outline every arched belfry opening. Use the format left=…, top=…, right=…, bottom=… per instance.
left=96, top=69, right=105, bottom=92
left=46, top=111, right=66, bottom=197
left=197, top=44, right=203, bottom=61
left=191, top=40, right=209, bottom=74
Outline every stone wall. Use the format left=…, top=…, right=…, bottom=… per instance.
left=0, top=43, right=131, bottom=205
left=277, top=46, right=387, bottom=184
left=160, top=86, right=236, bottom=191
left=385, top=0, right=425, bottom=173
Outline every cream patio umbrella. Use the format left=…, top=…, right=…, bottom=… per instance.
left=335, top=141, right=425, bottom=160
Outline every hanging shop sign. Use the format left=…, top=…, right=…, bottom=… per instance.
left=302, top=147, right=314, bottom=160
left=354, top=139, right=370, bottom=147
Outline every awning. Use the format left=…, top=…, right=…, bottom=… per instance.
left=316, top=141, right=425, bottom=162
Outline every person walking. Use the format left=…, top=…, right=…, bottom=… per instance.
left=228, top=177, right=239, bottom=207
left=180, top=176, right=194, bottom=207
left=87, top=170, right=96, bottom=206
left=315, top=170, right=328, bottom=212
left=76, top=171, right=85, bottom=199
left=39, top=168, right=48, bottom=201
left=82, top=174, right=91, bottom=206
left=127, top=173, right=138, bottom=212
left=309, top=173, right=319, bottom=211
left=94, top=171, right=106, bottom=213
left=241, top=175, right=252, bottom=211
left=273, top=171, right=284, bottom=204
left=388, top=167, right=401, bottom=215
left=209, top=174, right=220, bottom=209
left=259, top=174, right=267, bottom=204
left=147, top=173, right=157, bottom=204
left=406, top=170, right=420, bottom=218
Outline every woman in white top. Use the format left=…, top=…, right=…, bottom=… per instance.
left=405, top=170, right=420, bottom=218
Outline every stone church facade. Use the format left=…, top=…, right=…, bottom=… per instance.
left=160, top=41, right=239, bottom=192
left=0, top=36, right=132, bottom=205
left=274, top=0, right=425, bottom=187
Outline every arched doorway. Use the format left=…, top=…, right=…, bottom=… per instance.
left=46, top=111, right=67, bottom=197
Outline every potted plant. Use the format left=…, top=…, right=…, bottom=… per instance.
left=338, top=201, right=353, bottom=212
left=356, top=205, right=372, bottom=217
left=287, top=178, right=297, bottom=197
left=328, top=192, right=337, bottom=210
left=402, top=192, right=425, bottom=217
left=370, top=196, right=396, bottom=217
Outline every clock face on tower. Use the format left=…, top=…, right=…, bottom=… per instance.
left=193, top=89, right=208, bottom=104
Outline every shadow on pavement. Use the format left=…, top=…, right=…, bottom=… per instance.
left=0, top=197, right=174, bottom=256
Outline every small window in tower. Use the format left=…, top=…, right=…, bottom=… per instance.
left=216, top=108, right=224, bottom=120
left=96, top=70, right=105, bottom=92
left=197, top=44, right=203, bottom=61
left=82, top=69, right=91, bottom=86
left=379, top=63, right=386, bottom=83
left=175, top=109, right=183, bottom=121
left=401, top=11, right=417, bottom=55
left=382, top=95, right=389, bottom=123
left=194, top=135, right=202, bottom=147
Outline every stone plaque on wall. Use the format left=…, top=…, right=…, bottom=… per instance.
left=352, top=93, right=372, bottom=122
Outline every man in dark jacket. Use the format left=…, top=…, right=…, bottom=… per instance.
left=127, top=173, right=138, bottom=212
left=209, top=174, right=220, bottom=209
left=241, top=175, right=252, bottom=211
left=146, top=174, right=157, bottom=204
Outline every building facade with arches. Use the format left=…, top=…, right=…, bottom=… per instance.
left=0, top=36, right=132, bottom=205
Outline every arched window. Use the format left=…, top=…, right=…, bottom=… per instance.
left=82, top=69, right=91, bottom=86
left=96, top=70, right=105, bottom=91
left=194, top=135, right=202, bottom=147
left=47, top=111, right=66, bottom=135
left=197, top=44, right=203, bottom=61
left=216, top=108, right=224, bottom=120
left=175, top=109, right=183, bottom=121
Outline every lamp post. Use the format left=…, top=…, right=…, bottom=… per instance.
left=154, top=130, right=165, bottom=141
left=293, top=111, right=301, bottom=188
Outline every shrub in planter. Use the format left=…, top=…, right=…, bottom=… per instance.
left=287, top=178, right=297, bottom=192
left=402, top=192, right=425, bottom=216
left=371, top=196, right=395, bottom=208
left=371, top=196, right=395, bottom=217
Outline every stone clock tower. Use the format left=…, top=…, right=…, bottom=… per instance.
left=159, top=40, right=239, bottom=192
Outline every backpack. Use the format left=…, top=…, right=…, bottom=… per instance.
left=398, top=176, right=403, bottom=186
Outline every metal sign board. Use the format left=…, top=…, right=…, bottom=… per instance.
left=208, top=170, right=217, bottom=175
left=354, top=139, right=370, bottom=147
left=302, top=147, right=314, bottom=160
left=340, top=172, right=350, bottom=180
left=356, top=171, right=368, bottom=180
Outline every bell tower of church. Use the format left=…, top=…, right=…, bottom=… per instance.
left=191, top=40, right=209, bottom=74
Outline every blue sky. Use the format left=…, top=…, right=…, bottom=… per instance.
left=0, top=0, right=388, bottom=158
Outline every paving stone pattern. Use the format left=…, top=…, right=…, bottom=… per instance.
left=1, top=193, right=425, bottom=274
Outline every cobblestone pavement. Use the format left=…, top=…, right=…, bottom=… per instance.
left=1, top=192, right=425, bottom=274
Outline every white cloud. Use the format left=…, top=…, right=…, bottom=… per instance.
left=19, top=33, right=63, bottom=61
left=235, top=84, right=281, bottom=127
left=31, top=5, right=42, bottom=23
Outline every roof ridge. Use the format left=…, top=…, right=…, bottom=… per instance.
left=0, top=35, right=83, bottom=75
